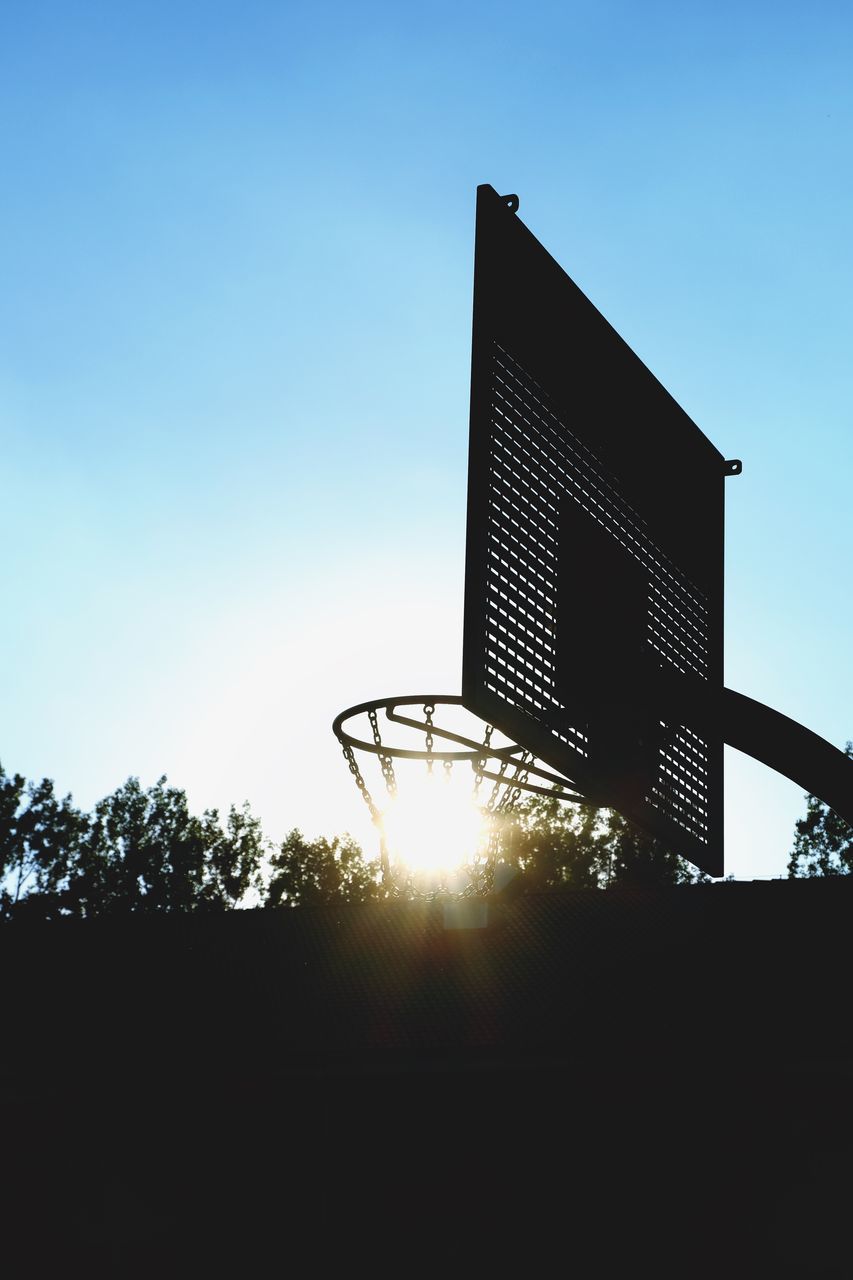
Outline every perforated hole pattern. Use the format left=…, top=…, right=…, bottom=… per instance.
left=481, top=344, right=711, bottom=845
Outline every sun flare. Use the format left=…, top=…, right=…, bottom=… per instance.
left=380, top=768, right=488, bottom=887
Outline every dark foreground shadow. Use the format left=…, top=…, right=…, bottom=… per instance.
left=3, top=880, right=852, bottom=1277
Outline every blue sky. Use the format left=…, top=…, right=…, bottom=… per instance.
left=1, top=0, right=850, bottom=879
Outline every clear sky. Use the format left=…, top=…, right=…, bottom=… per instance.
left=1, top=0, right=850, bottom=880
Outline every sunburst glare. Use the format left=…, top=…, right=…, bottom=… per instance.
left=380, top=765, right=489, bottom=889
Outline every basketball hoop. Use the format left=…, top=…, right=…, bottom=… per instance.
left=332, top=695, right=588, bottom=898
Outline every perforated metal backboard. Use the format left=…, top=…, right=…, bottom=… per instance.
left=462, top=184, right=727, bottom=875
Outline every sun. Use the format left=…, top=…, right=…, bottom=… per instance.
left=380, top=767, right=489, bottom=889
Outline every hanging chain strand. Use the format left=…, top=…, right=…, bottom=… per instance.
left=472, top=724, right=494, bottom=802
left=486, top=756, right=510, bottom=813
left=340, top=741, right=381, bottom=825
left=472, top=724, right=496, bottom=881
left=335, top=698, right=580, bottom=901
left=423, top=703, right=435, bottom=775
left=496, top=751, right=534, bottom=814
left=368, top=707, right=397, bottom=797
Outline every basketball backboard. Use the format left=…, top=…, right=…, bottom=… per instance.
left=462, top=184, right=734, bottom=876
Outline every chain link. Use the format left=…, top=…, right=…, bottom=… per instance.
left=340, top=740, right=380, bottom=824
left=423, top=703, right=435, bottom=775
left=485, top=756, right=510, bottom=813
left=496, top=751, right=533, bottom=814
left=337, top=700, right=567, bottom=900
left=368, top=708, right=397, bottom=797
left=472, top=724, right=494, bottom=801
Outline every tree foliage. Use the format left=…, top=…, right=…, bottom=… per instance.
left=265, top=830, right=382, bottom=908
left=12, top=753, right=810, bottom=921
left=497, top=792, right=704, bottom=890
left=0, top=769, right=89, bottom=918
left=0, top=768, right=266, bottom=920
left=4, top=735, right=852, bottom=916
left=787, top=743, right=853, bottom=878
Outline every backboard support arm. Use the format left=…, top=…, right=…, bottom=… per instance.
left=720, top=688, right=853, bottom=827
left=663, top=677, right=853, bottom=825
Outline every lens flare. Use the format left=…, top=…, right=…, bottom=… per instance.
left=380, top=767, right=488, bottom=889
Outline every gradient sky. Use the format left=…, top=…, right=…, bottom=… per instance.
left=1, top=0, right=850, bottom=880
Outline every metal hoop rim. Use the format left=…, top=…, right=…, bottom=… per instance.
left=333, top=694, right=483, bottom=763
left=332, top=694, right=588, bottom=803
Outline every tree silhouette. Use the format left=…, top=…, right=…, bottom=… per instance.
left=0, top=768, right=88, bottom=917
left=265, top=829, right=382, bottom=908
left=497, top=791, right=704, bottom=890
left=0, top=769, right=266, bottom=919
left=787, top=743, right=853, bottom=877
left=0, top=761, right=724, bottom=921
